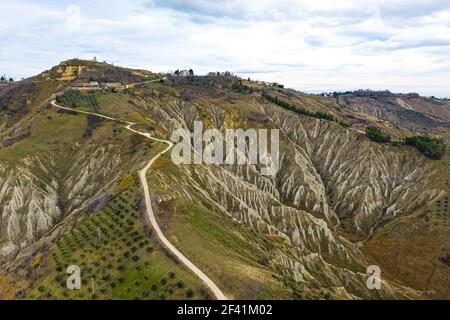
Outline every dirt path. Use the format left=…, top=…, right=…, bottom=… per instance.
left=51, top=100, right=228, bottom=300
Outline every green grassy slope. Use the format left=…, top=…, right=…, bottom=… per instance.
left=24, top=177, right=208, bottom=300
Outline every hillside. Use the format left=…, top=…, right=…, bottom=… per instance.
left=336, top=90, right=450, bottom=134
left=0, top=60, right=449, bottom=300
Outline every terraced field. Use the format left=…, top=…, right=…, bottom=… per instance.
left=58, top=91, right=99, bottom=113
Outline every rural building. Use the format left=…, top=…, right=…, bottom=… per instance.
left=71, top=81, right=100, bottom=92
left=73, top=81, right=99, bottom=88
left=105, top=82, right=123, bottom=89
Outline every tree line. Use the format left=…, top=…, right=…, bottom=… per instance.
left=404, top=135, right=446, bottom=160
left=0, top=75, right=14, bottom=82
left=262, top=91, right=349, bottom=126
left=365, top=126, right=446, bottom=160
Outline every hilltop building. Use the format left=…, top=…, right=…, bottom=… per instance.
left=105, top=82, right=123, bottom=90
left=71, top=81, right=100, bottom=92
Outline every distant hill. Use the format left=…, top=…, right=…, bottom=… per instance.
left=335, top=89, right=450, bottom=132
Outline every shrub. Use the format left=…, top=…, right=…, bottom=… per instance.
left=232, top=81, right=253, bottom=94
left=199, top=287, right=212, bottom=300
left=404, top=135, right=446, bottom=160
left=102, top=274, right=111, bottom=281
left=185, top=288, right=194, bottom=298
left=365, top=126, right=391, bottom=143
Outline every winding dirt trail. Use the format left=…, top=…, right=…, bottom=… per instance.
left=51, top=100, right=228, bottom=300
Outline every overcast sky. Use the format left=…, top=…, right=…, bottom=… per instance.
left=1, top=0, right=449, bottom=97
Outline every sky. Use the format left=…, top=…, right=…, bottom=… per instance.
left=0, top=0, right=449, bottom=97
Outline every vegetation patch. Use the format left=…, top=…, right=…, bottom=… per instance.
left=57, top=90, right=99, bottom=113
left=26, top=178, right=205, bottom=300
left=364, top=127, right=446, bottom=160
left=404, top=135, right=446, bottom=160
left=366, top=126, right=391, bottom=143
left=232, top=80, right=254, bottom=94
left=114, top=175, right=134, bottom=193
left=262, top=91, right=348, bottom=126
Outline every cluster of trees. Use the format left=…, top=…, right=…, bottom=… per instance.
left=0, top=80, right=36, bottom=113
left=262, top=91, right=340, bottom=123
left=173, top=69, right=194, bottom=77
left=320, top=89, right=399, bottom=98
left=365, top=126, right=391, bottom=143
left=319, top=90, right=353, bottom=98
left=272, top=83, right=284, bottom=89
left=232, top=80, right=253, bottom=94
left=208, top=71, right=234, bottom=77
left=0, top=75, right=14, bottom=82
left=365, top=126, right=446, bottom=160
left=404, top=135, right=446, bottom=160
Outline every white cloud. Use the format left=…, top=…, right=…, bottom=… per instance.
left=0, top=0, right=449, bottom=96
